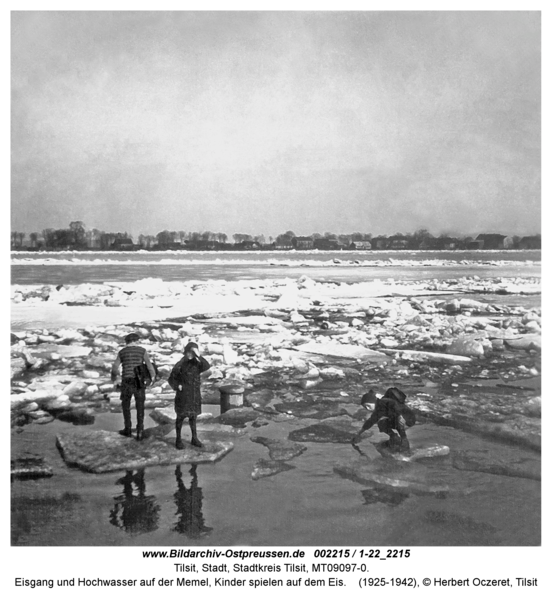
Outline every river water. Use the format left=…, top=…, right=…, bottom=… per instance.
left=11, top=249, right=541, bottom=285
left=11, top=412, right=540, bottom=546
left=11, top=250, right=541, bottom=546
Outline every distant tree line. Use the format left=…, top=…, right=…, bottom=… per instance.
left=10, top=223, right=541, bottom=251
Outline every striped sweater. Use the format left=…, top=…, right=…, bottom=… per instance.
left=111, top=344, right=155, bottom=381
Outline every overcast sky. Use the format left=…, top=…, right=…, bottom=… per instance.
left=11, top=11, right=540, bottom=238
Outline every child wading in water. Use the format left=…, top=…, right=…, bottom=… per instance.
left=351, top=387, right=416, bottom=452
left=168, top=342, right=211, bottom=449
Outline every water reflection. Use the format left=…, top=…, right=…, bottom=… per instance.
left=109, top=465, right=212, bottom=539
left=110, top=470, right=160, bottom=535
left=173, top=465, right=212, bottom=538
left=361, top=487, right=409, bottom=507
left=11, top=493, right=81, bottom=545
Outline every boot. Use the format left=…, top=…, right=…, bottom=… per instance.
left=175, top=415, right=184, bottom=449
left=119, top=409, right=132, bottom=437
left=190, top=417, right=203, bottom=448
left=136, top=393, right=145, bottom=441
left=388, top=432, right=401, bottom=451
left=399, top=436, right=410, bottom=452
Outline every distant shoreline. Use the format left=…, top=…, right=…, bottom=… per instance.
left=10, top=248, right=543, bottom=255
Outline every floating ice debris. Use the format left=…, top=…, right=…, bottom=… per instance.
left=373, top=442, right=450, bottom=462
left=250, top=436, right=307, bottom=461
left=11, top=457, right=54, bottom=480
left=293, top=341, right=388, bottom=361
left=387, top=349, right=473, bottom=364
left=334, top=460, right=467, bottom=496
left=451, top=448, right=540, bottom=481
left=251, top=459, right=295, bottom=480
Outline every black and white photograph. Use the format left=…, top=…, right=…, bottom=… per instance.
left=10, top=6, right=543, bottom=560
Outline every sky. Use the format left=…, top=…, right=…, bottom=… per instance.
left=11, top=10, right=541, bottom=238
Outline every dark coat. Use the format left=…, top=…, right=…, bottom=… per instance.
left=168, top=355, right=211, bottom=417
left=363, top=396, right=416, bottom=430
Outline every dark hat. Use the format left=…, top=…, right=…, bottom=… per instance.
left=184, top=341, right=199, bottom=353
left=383, top=387, right=407, bottom=403
left=361, top=390, right=377, bottom=405
left=125, top=333, right=140, bottom=344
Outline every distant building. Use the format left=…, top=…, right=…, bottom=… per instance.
left=235, top=240, right=262, bottom=250
left=518, top=236, right=541, bottom=249
left=313, top=238, right=341, bottom=250
left=349, top=241, right=372, bottom=250
left=387, top=236, right=409, bottom=250
left=420, top=236, right=459, bottom=250
left=111, top=237, right=135, bottom=251
left=475, top=234, right=510, bottom=249
left=370, top=236, right=388, bottom=250
left=292, top=236, right=314, bottom=250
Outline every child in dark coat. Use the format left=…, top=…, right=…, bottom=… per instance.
left=351, top=387, right=416, bottom=451
left=168, top=342, right=210, bottom=449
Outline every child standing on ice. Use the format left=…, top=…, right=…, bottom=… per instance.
left=111, top=332, right=157, bottom=441
left=168, top=342, right=211, bottom=449
left=351, top=387, right=416, bottom=452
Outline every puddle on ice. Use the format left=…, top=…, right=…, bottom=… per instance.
left=11, top=410, right=540, bottom=546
